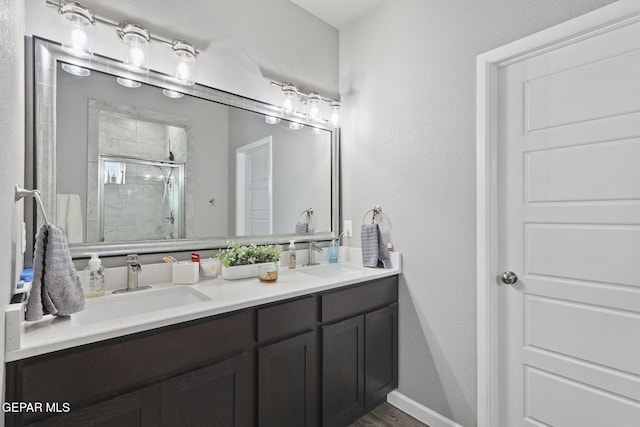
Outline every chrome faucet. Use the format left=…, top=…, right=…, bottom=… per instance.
left=305, top=242, right=323, bottom=266
left=113, top=254, right=151, bottom=293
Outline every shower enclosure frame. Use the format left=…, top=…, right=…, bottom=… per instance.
left=98, top=155, right=185, bottom=242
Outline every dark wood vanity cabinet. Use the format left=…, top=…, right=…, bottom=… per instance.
left=256, top=296, right=319, bottom=427
left=320, top=277, right=399, bottom=427
left=6, top=275, right=398, bottom=427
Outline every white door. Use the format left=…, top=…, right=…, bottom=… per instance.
left=497, top=16, right=640, bottom=427
left=236, top=137, right=273, bottom=235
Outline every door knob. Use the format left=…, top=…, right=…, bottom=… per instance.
left=501, top=271, right=518, bottom=285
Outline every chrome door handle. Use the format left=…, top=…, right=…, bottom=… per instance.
left=501, top=271, right=518, bottom=285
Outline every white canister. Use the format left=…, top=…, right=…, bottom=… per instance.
left=172, top=261, right=200, bottom=285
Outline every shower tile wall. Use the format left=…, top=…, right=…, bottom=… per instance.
left=94, top=113, right=186, bottom=242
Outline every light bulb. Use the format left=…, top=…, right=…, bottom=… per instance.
left=307, top=93, right=321, bottom=122
left=282, top=84, right=297, bottom=116
left=265, top=116, right=281, bottom=125
left=60, top=3, right=94, bottom=59
left=119, top=24, right=150, bottom=73
left=289, top=122, right=304, bottom=130
left=70, top=27, right=88, bottom=55
left=172, top=41, right=197, bottom=86
left=329, top=100, right=342, bottom=128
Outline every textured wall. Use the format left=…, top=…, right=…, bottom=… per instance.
left=339, top=0, right=616, bottom=425
left=0, top=0, right=24, bottom=416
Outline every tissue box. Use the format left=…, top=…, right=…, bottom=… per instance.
left=172, top=262, right=199, bottom=285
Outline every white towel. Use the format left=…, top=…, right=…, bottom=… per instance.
left=56, top=194, right=83, bottom=243
left=26, top=225, right=85, bottom=321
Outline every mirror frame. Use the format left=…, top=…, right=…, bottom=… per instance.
left=32, top=37, right=340, bottom=257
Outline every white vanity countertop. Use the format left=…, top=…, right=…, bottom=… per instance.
left=6, top=249, right=401, bottom=362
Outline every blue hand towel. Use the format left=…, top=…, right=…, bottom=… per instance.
left=361, top=224, right=391, bottom=268
left=26, top=225, right=85, bottom=321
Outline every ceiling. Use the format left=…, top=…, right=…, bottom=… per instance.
left=289, top=0, right=385, bottom=30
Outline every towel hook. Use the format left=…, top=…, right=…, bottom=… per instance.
left=15, top=185, right=50, bottom=226
left=362, top=205, right=382, bottom=225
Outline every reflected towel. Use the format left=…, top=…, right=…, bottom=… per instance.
left=26, top=225, right=85, bottom=321
left=361, top=224, right=391, bottom=268
left=295, top=222, right=309, bottom=234
left=56, top=194, right=83, bottom=243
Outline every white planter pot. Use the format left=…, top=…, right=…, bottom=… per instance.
left=221, top=262, right=274, bottom=280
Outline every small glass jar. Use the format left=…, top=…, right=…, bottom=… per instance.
left=258, top=263, right=278, bottom=283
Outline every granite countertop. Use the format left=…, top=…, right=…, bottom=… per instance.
left=5, top=249, right=401, bottom=362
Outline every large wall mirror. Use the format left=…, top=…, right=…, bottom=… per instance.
left=31, top=37, right=339, bottom=257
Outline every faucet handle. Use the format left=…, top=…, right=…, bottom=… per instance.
left=126, top=254, right=142, bottom=271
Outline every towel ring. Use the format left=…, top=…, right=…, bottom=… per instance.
left=298, top=208, right=314, bottom=224
left=362, top=205, right=382, bottom=225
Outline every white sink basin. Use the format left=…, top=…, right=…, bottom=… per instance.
left=72, top=287, right=211, bottom=324
left=298, top=263, right=364, bottom=278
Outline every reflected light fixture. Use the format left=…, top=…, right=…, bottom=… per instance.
left=329, top=100, right=342, bottom=128
left=172, top=41, right=198, bottom=86
left=118, top=23, right=151, bottom=73
left=265, top=116, right=281, bottom=125
left=271, top=81, right=342, bottom=128
left=116, top=77, right=141, bottom=88
left=162, top=89, right=184, bottom=99
left=289, top=122, right=304, bottom=130
left=58, top=1, right=95, bottom=58
left=307, top=93, right=321, bottom=123
left=281, top=84, right=297, bottom=116
left=61, top=63, right=91, bottom=77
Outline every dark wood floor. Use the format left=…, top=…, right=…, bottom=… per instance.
left=349, top=403, right=429, bottom=427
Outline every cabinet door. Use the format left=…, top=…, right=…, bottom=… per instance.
left=161, top=352, right=253, bottom=427
left=321, top=315, right=365, bottom=427
left=365, top=303, right=398, bottom=409
left=258, top=331, right=318, bottom=427
left=26, top=384, right=160, bottom=427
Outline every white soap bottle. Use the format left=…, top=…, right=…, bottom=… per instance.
left=87, top=253, right=105, bottom=297
left=288, top=240, right=297, bottom=269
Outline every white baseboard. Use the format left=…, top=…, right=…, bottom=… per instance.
left=387, top=391, right=464, bottom=427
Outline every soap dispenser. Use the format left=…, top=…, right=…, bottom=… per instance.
left=328, top=233, right=339, bottom=263
left=86, top=253, right=105, bottom=297
left=288, top=240, right=297, bottom=269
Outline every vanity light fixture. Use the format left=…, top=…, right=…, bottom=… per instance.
left=265, top=116, right=281, bottom=125
left=118, top=23, right=151, bottom=73
left=47, top=0, right=199, bottom=85
left=61, top=63, right=91, bottom=77
left=329, top=100, right=342, bottom=128
left=307, top=92, right=322, bottom=123
left=171, top=41, right=198, bottom=86
left=289, top=122, right=304, bottom=131
left=58, top=1, right=95, bottom=58
left=281, top=84, right=298, bottom=116
left=271, top=81, right=342, bottom=128
left=162, top=89, right=184, bottom=99
left=116, top=77, right=141, bottom=88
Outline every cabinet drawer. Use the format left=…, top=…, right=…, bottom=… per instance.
left=320, top=276, right=398, bottom=323
left=257, top=296, right=316, bottom=342
left=20, top=310, right=252, bottom=410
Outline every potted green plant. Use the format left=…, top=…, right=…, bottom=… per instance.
left=216, top=243, right=281, bottom=280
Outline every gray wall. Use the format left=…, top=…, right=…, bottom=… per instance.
left=339, top=1, right=616, bottom=426
left=228, top=109, right=332, bottom=236
left=0, top=0, right=24, bottom=417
